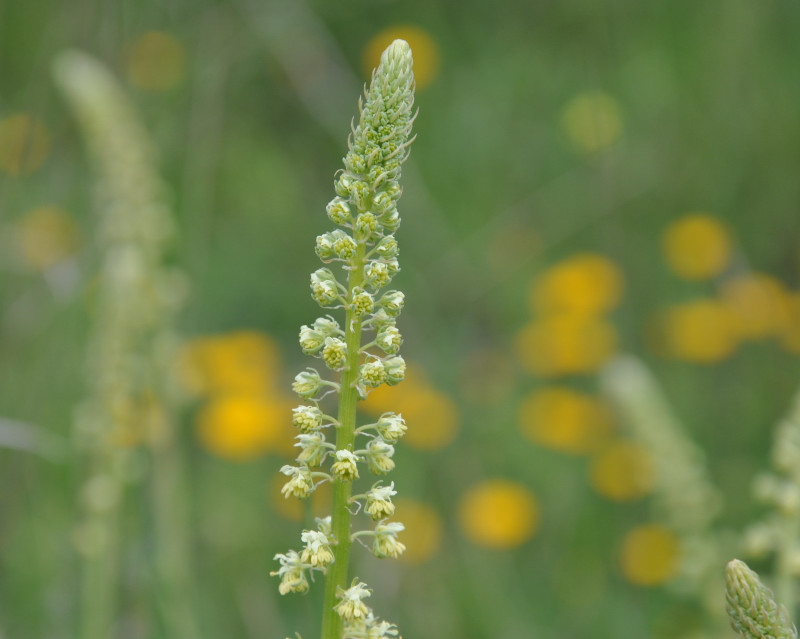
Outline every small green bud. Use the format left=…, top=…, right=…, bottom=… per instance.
left=332, top=450, right=360, bottom=481
left=376, top=412, right=406, bottom=443
left=313, top=315, right=342, bottom=337
left=383, top=356, right=405, bottom=386
left=322, top=336, right=347, bottom=370
left=385, top=183, right=401, bottom=201
left=351, top=180, right=371, bottom=210
left=376, top=326, right=402, bottom=354
left=372, top=191, right=393, bottom=215
left=299, top=325, right=325, bottom=355
left=369, top=308, right=396, bottom=333
left=334, top=174, right=354, bottom=199
left=354, top=212, right=378, bottom=240
left=374, top=236, right=398, bottom=259
left=351, top=287, right=374, bottom=316
left=310, top=268, right=340, bottom=306
left=364, top=261, right=391, bottom=291
left=359, top=360, right=387, bottom=389
left=385, top=257, right=400, bottom=276
left=293, top=369, right=322, bottom=398
left=332, top=230, right=357, bottom=260
left=365, top=437, right=395, bottom=474
left=381, top=208, right=400, bottom=232
left=315, top=233, right=335, bottom=260
left=345, top=152, right=367, bottom=175
left=292, top=405, right=323, bottom=433
left=327, top=197, right=352, bottom=225
left=378, top=290, right=404, bottom=317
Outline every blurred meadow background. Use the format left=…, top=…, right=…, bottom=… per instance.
left=2, top=0, right=800, bottom=637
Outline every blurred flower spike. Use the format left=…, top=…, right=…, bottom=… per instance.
left=0, top=113, right=51, bottom=176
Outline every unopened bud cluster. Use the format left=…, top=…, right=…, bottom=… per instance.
left=272, top=39, right=416, bottom=639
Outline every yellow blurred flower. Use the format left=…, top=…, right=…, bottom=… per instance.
left=648, top=299, right=739, bottom=363
left=619, top=524, right=680, bottom=586
left=15, top=206, right=80, bottom=270
left=125, top=31, right=187, bottom=91
left=516, top=314, right=618, bottom=377
left=196, top=392, right=286, bottom=461
left=531, top=253, right=624, bottom=317
left=363, top=25, right=439, bottom=90
left=269, top=474, right=331, bottom=523
left=458, top=479, right=539, bottom=550
left=560, top=91, right=622, bottom=153
left=178, top=331, right=281, bottom=395
left=0, top=113, right=51, bottom=176
left=361, top=365, right=458, bottom=451
left=778, top=292, right=800, bottom=354
left=663, top=214, right=732, bottom=281
left=589, top=440, right=653, bottom=501
left=393, top=498, right=443, bottom=564
left=518, top=386, right=613, bottom=455
left=720, top=273, right=791, bottom=340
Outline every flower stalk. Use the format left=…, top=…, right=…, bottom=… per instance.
left=272, top=39, right=416, bottom=639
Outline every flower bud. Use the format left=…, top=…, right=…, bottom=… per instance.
left=355, top=212, right=379, bottom=240
left=322, top=336, right=347, bottom=370
left=345, top=152, right=367, bottom=175
left=364, top=261, right=391, bottom=291
left=315, top=233, right=335, bottom=260
left=313, top=315, right=342, bottom=337
left=299, top=325, right=325, bottom=354
left=327, top=196, right=352, bottom=225
left=376, top=326, right=402, bottom=354
left=383, top=356, right=406, bottom=386
left=310, top=268, right=340, bottom=306
left=292, top=369, right=322, bottom=398
left=334, top=175, right=353, bottom=199
left=332, top=230, right=357, bottom=260
left=359, top=361, right=386, bottom=389
left=374, top=236, right=398, bottom=259
left=292, top=405, right=323, bottom=433
left=369, top=308, right=396, bottom=333
left=372, top=191, right=393, bottom=216
left=376, top=412, right=407, bottom=443
left=381, top=208, right=400, bottom=232
left=351, top=287, right=374, bottom=316
left=295, top=432, right=329, bottom=467
left=378, top=290, right=404, bottom=317
left=365, top=437, right=395, bottom=474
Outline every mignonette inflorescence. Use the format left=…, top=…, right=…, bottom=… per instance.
left=271, top=39, right=416, bottom=639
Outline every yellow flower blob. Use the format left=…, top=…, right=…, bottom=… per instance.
left=363, top=25, right=439, bottom=90
left=361, top=365, right=458, bottom=451
left=458, top=479, right=539, bottom=550
left=619, top=525, right=680, bottom=586
left=178, top=331, right=281, bottom=395
left=589, top=440, right=653, bottom=501
left=662, top=214, right=732, bottom=281
left=531, top=253, right=624, bottom=317
left=518, top=387, right=613, bottom=455
left=649, top=300, right=739, bottom=363
left=15, top=206, right=80, bottom=270
left=516, top=315, right=618, bottom=377
left=393, top=498, right=443, bottom=564
left=125, top=31, right=187, bottom=91
left=560, top=91, right=623, bottom=153
left=720, top=273, right=791, bottom=340
left=269, top=474, right=331, bottom=522
left=0, top=113, right=51, bottom=176
left=196, top=393, right=286, bottom=461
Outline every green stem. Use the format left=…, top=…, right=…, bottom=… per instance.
left=320, top=243, right=366, bottom=639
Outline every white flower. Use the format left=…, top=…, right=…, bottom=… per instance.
left=365, top=482, right=397, bottom=520
left=292, top=405, right=323, bottom=433
left=382, top=356, right=405, bottom=386
left=372, top=521, right=405, bottom=559
left=280, top=465, right=314, bottom=499
left=295, top=432, right=330, bottom=467
left=334, top=581, right=372, bottom=622
left=292, top=369, right=321, bottom=398
left=332, top=449, right=360, bottom=481
left=270, top=550, right=309, bottom=594
left=300, top=529, right=335, bottom=568
left=299, top=324, right=325, bottom=354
